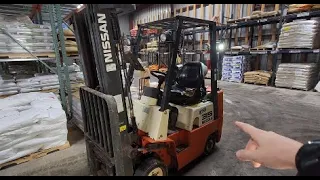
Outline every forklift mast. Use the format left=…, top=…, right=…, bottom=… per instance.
left=73, top=4, right=138, bottom=176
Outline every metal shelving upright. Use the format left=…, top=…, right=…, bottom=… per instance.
left=48, top=4, right=73, bottom=118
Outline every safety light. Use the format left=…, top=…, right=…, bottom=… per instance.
left=160, top=33, right=167, bottom=42
left=160, top=30, right=172, bottom=42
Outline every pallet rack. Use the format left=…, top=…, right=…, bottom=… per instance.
left=0, top=4, right=79, bottom=118
left=184, top=5, right=320, bottom=87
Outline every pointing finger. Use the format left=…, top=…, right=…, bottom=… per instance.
left=235, top=121, right=264, bottom=141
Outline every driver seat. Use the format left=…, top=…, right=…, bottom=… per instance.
left=170, top=62, right=206, bottom=106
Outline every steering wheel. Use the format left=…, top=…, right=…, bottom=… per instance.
left=150, top=70, right=166, bottom=80
left=150, top=71, right=166, bottom=89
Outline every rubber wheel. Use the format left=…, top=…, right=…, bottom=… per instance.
left=134, top=158, right=168, bottom=176
left=204, top=134, right=216, bottom=155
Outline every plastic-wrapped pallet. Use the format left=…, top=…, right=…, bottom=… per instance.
left=0, top=15, right=54, bottom=54
left=221, top=56, right=233, bottom=81
left=0, top=92, right=68, bottom=164
left=221, top=55, right=250, bottom=83
left=15, top=64, right=83, bottom=92
left=277, top=19, right=320, bottom=49
left=315, top=81, right=320, bottom=92
left=17, top=74, right=59, bottom=92
left=0, top=76, right=19, bottom=96
left=71, top=97, right=83, bottom=131
left=275, top=63, right=318, bottom=91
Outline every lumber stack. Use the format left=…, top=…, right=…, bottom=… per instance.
left=288, top=4, right=315, bottom=13
left=250, top=10, right=279, bottom=19
left=244, top=71, right=272, bottom=85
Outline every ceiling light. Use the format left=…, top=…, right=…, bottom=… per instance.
left=217, top=43, right=225, bottom=51
left=77, top=4, right=83, bottom=9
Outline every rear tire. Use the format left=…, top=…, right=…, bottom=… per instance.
left=204, top=134, right=216, bottom=155
left=134, top=158, right=168, bottom=176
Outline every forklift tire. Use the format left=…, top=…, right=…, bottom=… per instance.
left=134, top=158, right=168, bottom=176
left=204, top=134, right=216, bottom=156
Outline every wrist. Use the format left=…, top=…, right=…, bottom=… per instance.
left=291, top=143, right=303, bottom=169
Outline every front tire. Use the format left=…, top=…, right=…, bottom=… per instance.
left=134, top=158, right=168, bottom=176
left=204, top=134, right=216, bottom=155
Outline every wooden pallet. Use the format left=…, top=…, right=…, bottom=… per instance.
left=244, top=81, right=269, bottom=86
left=275, top=85, right=311, bottom=91
left=67, top=53, right=78, bottom=57
left=0, top=141, right=70, bottom=170
left=249, top=14, right=278, bottom=21
left=228, top=12, right=278, bottom=24
left=250, top=47, right=273, bottom=51
left=0, top=93, right=18, bottom=99
left=277, top=47, right=313, bottom=50
left=288, top=9, right=312, bottom=14
left=0, top=52, right=56, bottom=59
left=260, top=14, right=279, bottom=18
left=228, top=18, right=250, bottom=24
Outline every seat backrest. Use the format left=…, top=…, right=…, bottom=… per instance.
left=176, top=62, right=203, bottom=89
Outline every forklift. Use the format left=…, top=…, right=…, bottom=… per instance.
left=73, top=4, right=223, bottom=176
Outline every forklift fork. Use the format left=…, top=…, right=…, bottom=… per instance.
left=80, top=86, right=135, bottom=176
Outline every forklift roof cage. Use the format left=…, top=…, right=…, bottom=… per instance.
left=136, top=16, right=218, bottom=119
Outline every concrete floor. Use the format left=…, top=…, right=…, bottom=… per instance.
left=0, top=81, right=319, bottom=176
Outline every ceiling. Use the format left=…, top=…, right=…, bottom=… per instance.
left=0, top=4, right=79, bottom=22
left=0, top=4, right=150, bottom=23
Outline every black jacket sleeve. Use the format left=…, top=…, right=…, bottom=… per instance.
left=295, top=140, right=320, bottom=176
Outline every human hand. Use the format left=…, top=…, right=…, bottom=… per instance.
left=235, top=121, right=303, bottom=170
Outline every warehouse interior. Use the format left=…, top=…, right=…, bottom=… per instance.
left=0, top=4, right=319, bottom=176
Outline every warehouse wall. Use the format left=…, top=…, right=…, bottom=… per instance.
left=132, top=4, right=257, bottom=41
left=131, top=4, right=282, bottom=48
left=132, top=4, right=252, bottom=24
left=118, top=14, right=130, bottom=35
left=132, top=4, right=172, bottom=27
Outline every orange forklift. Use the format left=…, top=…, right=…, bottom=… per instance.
left=73, top=4, right=223, bottom=176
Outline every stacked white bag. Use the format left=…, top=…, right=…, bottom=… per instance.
left=277, top=19, right=320, bottom=49
left=275, top=63, right=318, bottom=91
left=315, top=81, right=320, bottom=92
left=17, top=74, right=59, bottom=93
left=0, top=15, right=54, bottom=54
left=0, top=92, right=68, bottom=164
left=71, top=97, right=83, bottom=131
left=0, top=76, right=19, bottom=96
